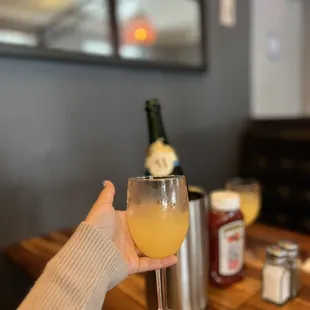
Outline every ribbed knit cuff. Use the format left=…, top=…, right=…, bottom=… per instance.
left=53, top=222, right=128, bottom=286
left=19, top=222, right=128, bottom=310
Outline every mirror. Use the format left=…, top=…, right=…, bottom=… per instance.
left=117, top=0, right=204, bottom=66
left=0, top=0, right=206, bottom=71
left=0, top=0, right=112, bottom=55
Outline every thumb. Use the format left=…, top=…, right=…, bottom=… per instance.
left=85, top=181, right=116, bottom=227
left=96, top=180, right=115, bottom=206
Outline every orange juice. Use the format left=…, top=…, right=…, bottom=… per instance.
left=127, top=204, right=189, bottom=258
left=238, top=192, right=261, bottom=226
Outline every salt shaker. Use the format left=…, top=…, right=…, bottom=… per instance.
left=262, top=245, right=290, bottom=306
left=278, top=240, right=301, bottom=298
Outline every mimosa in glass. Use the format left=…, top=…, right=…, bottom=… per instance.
left=127, top=203, right=189, bottom=258
left=226, top=178, right=261, bottom=226
left=127, top=175, right=189, bottom=310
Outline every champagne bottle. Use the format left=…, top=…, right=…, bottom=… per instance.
left=145, top=98, right=184, bottom=177
left=144, top=100, right=205, bottom=310
left=145, top=98, right=184, bottom=310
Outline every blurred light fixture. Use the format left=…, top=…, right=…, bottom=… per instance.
left=123, top=14, right=156, bottom=45
left=39, top=0, right=72, bottom=10
left=134, top=27, right=148, bottom=41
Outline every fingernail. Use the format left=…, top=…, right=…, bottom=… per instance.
left=102, top=181, right=106, bottom=188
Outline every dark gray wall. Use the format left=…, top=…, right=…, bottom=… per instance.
left=0, top=0, right=249, bottom=247
left=0, top=0, right=249, bottom=307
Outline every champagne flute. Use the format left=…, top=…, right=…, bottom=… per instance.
left=226, top=178, right=261, bottom=226
left=127, top=176, right=189, bottom=310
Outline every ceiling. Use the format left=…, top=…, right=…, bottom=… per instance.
left=0, top=0, right=73, bottom=12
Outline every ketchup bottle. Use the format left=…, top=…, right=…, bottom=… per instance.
left=209, top=190, right=245, bottom=287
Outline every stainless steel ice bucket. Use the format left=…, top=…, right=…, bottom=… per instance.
left=146, top=189, right=209, bottom=310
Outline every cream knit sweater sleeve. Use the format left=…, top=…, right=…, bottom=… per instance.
left=18, top=222, right=128, bottom=310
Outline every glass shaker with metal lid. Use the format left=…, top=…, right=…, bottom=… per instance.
left=278, top=240, right=301, bottom=298
left=262, top=245, right=290, bottom=306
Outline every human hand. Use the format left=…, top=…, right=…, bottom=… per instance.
left=85, top=181, right=177, bottom=274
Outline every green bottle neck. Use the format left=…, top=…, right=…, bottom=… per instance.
left=146, top=107, right=169, bottom=144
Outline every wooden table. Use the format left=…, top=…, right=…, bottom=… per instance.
left=4, top=223, right=310, bottom=309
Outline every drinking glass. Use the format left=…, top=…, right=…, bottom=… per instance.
left=226, top=178, right=261, bottom=226
left=127, top=176, right=189, bottom=310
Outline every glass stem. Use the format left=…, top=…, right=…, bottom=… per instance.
left=155, top=268, right=168, bottom=310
